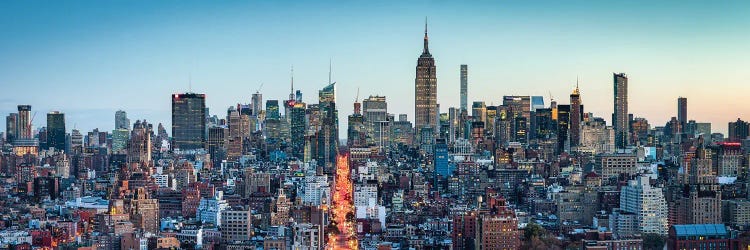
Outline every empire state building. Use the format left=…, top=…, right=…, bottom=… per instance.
left=415, top=22, right=438, bottom=142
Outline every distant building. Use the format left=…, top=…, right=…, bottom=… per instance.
left=172, top=93, right=206, bottom=150
left=115, top=110, right=130, bottom=130
left=728, top=118, right=749, bottom=141
left=46, top=111, right=66, bottom=151
left=613, top=73, right=629, bottom=149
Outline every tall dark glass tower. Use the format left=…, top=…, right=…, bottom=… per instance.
left=415, top=21, right=438, bottom=143
left=613, top=73, right=629, bottom=149
left=5, top=113, right=18, bottom=144
left=171, top=93, right=206, bottom=150
left=460, top=64, right=468, bottom=113
left=46, top=111, right=66, bottom=151
left=678, top=97, right=687, bottom=134
left=317, top=83, right=338, bottom=171
left=569, top=84, right=581, bottom=147
left=290, top=102, right=307, bottom=159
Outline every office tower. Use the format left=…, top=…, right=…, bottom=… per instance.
left=346, top=100, right=367, bottom=148
left=415, top=22, right=438, bottom=142
left=317, top=83, right=338, bottom=170
left=533, top=108, right=554, bottom=140
left=557, top=105, right=570, bottom=153
left=678, top=97, right=687, bottom=128
left=616, top=176, right=668, bottom=236
left=347, top=100, right=366, bottom=148
left=434, top=139, right=451, bottom=177
left=112, top=129, right=129, bottom=152
left=460, top=64, right=468, bottom=112
left=630, top=117, right=650, bottom=146
left=115, top=110, right=130, bottom=130
left=70, top=129, right=83, bottom=154
left=6, top=113, right=17, bottom=144
left=531, top=96, right=545, bottom=111
left=502, top=96, right=531, bottom=121
left=391, top=114, right=414, bottom=147
left=472, top=101, right=487, bottom=125
left=290, top=102, right=307, bottom=159
left=728, top=118, right=749, bottom=142
left=363, top=95, right=388, bottom=150
left=613, top=73, right=629, bottom=149
left=570, top=85, right=582, bottom=147
left=171, top=93, right=207, bottom=150
left=227, top=107, right=243, bottom=161
left=580, top=118, right=615, bottom=154
left=17, top=105, right=32, bottom=140
left=207, top=126, right=227, bottom=165
left=252, top=92, right=263, bottom=116
left=266, top=100, right=280, bottom=120
left=46, top=111, right=65, bottom=151
left=127, top=120, right=152, bottom=165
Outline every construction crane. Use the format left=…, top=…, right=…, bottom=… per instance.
left=27, top=111, right=37, bottom=138
left=255, top=83, right=264, bottom=93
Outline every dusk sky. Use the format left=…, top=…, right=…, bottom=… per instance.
left=1, top=1, right=749, bottom=136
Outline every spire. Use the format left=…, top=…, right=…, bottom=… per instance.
left=423, top=17, right=430, bottom=54
left=573, top=76, right=580, bottom=95
left=289, top=65, right=295, bottom=101
left=328, top=58, right=332, bottom=85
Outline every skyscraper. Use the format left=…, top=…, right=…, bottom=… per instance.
left=266, top=100, right=280, bottom=120
left=415, top=21, right=438, bottom=142
left=46, top=111, right=66, bottom=151
left=128, top=120, right=152, bottom=164
left=17, top=105, right=32, bottom=140
left=569, top=84, right=582, bottom=147
left=728, top=118, right=749, bottom=142
left=613, top=73, right=629, bottom=149
left=252, top=91, right=263, bottom=116
left=678, top=97, right=687, bottom=133
left=290, top=102, right=307, bottom=159
left=460, top=64, right=468, bottom=113
left=115, top=110, right=130, bottom=130
left=6, top=113, right=18, bottom=144
left=317, top=83, right=338, bottom=171
left=363, top=95, right=388, bottom=150
left=171, top=93, right=207, bottom=150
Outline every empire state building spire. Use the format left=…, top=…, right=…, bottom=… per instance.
left=415, top=19, right=438, bottom=143
left=423, top=18, right=428, bottom=52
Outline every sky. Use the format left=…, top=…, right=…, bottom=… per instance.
left=1, top=1, right=749, bottom=137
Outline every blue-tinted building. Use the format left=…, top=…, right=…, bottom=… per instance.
left=434, top=140, right=451, bottom=177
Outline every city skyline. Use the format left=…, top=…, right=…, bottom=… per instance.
left=2, top=1, right=750, bottom=136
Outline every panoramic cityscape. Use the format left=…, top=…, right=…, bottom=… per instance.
left=1, top=1, right=750, bottom=250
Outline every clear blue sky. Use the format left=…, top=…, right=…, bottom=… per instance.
left=1, top=1, right=749, bottom=136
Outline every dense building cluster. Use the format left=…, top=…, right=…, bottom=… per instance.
left=2, top=24, right=750, bottom=250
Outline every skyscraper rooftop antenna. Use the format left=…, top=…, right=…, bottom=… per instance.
left=328, top=58, right=332, bottom=85
left=189, top=72, right=192, bottom=92
left=291, top=65, right=294, bottom=94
